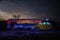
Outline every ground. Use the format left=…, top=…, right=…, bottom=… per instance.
left=0, top=30, right=60, bottom=40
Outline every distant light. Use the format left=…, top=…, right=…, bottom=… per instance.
left=46, top=18, right=49, bottom=21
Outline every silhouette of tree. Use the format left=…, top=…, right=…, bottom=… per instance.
left=12, top=14, right=21, bottom=19
left=16, top=15, right=21, bottom=19
left=13, top=15, right=17, bottom=19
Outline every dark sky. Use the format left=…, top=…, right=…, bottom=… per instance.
left=0, top=0, right=59, bottom=21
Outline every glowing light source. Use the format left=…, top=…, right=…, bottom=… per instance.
left=43, top=22, right=46, bottom=25
left=46, top=22, right=51, bottom=25
left=46, top=18, right=49, bottom=21
left=40, top=22, right=51, bottom=25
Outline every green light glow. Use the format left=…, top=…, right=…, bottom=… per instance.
left=40, top=22, right=51, bottom=25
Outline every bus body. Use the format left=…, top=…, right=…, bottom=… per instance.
left=7, top=19, right=41, bottom=30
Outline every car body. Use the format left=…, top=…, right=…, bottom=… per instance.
left=32, top=21, right=56, bottom=31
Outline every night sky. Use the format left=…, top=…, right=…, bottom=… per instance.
left=0, top=0, right=59, bottom=21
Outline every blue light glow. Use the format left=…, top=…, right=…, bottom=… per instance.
left=14, top=23, right=36, bottom=29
